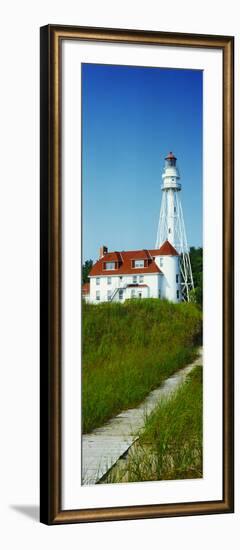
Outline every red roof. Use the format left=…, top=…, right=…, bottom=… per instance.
left=101, top=251, right=122, bottom=262
left=90, top=251, right=160, bottom=276
left=89, top=240, right=178, bottom=277
left=149, top=240, right=179, bottom=257
left=82, top=282, right=90, bottom=294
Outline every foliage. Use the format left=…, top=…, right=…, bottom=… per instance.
left=82, top=259, right=93, bottom=284
left=189, top=247, right=203, bottom=306
left=82, top=299, right=202, bottom=433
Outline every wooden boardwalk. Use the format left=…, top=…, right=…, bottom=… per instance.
left=82, top=348, right=202, bottom=485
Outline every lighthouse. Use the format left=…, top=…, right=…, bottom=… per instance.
left=155, top=152, right=194, bottom=302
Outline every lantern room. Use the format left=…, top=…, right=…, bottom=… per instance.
left=161, top=151, right=181, bottom=190
left=165, top=151, right=177, bottom=168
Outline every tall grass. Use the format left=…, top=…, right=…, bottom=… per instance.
left=82, top=299, right=202, bottom=433
left=103, top=366, right=202, bottom=483
left=129, top=366, right=202, bottom=481
left=105, top=366, right=203, bottom=483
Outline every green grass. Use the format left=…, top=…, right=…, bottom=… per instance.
left=108, top=366, right=202, bottom=483
left=82, top=299, right=202, bottom=433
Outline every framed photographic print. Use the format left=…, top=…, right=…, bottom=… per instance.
left=40, top=25, right=234, bottom=524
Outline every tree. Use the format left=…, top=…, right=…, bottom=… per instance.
left=189, top=247, right=203, bottom=307
left=82, top=259, right=93, bottom=284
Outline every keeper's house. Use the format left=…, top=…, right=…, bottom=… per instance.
left=85, top=240, right=181, bottom=304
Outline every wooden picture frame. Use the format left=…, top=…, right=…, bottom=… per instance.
left=40, top=24, right=234, bottom=524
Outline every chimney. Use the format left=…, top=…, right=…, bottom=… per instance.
left=99, top=245, right=108, bottom=258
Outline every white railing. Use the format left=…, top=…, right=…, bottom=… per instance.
left=110, top=284, right=127, bottom=302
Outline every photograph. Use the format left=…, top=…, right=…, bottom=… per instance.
left=81, top=63, right=203, bottom=486
left=40, top=25, right=233, bottom=524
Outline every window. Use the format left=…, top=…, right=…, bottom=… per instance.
left=134, top=259, right=144, bottom=268
left=107, top=290, right=111, bottom=301
left=119, top=289, right=123, bottom=300
left=131, top=289, right=135, bottom=298
left=160, top=258, right=164, bottom=267
left=105, top=262, right=115, bottom=270
left=107, top=277, right=111, bottom=285
left=119, top=276, right=123, bottom=281
left=168, top=228, right=171, bottom=234
left=138, top=292, right=142, bottom=299
left=139, top=275, right=144, bottom=283
left=132, top=275, right=137, bottom=284
left=176, top=290, right=179, bottom=299
left=96, top=291, right=100, bottom=301
left=176, top=274, right=179, bottom=283
left=96, top=277, right=100, bottom=285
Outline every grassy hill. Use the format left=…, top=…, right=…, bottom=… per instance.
left=82, top=299, right=202, bottom=433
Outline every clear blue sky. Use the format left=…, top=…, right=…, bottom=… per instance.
left=82, top=63, right=202, bottom=262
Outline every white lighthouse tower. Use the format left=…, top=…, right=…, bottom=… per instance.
left=155, top=152, right=194, bottom=302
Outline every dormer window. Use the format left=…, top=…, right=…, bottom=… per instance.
left=104, top=262, right=116, bottom=270
left=133, top=259, right=144, bottom=268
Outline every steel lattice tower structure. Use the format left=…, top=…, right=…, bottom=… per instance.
left=155, top=152, right=194, bottom=302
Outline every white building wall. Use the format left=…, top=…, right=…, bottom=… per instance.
left=89, top=272, right=161, bottom=304
left=124, top=286, right=149, bottom=300
left=155, top=255, right=181, bottom=303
